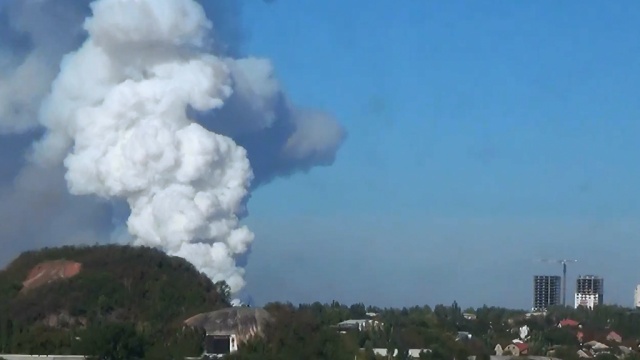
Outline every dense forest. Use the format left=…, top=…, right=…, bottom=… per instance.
left=0, top=245, right=227, bottom=359
left=2, top=245, right=640, bottom=360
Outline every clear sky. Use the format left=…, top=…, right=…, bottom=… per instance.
left=237, top=0, right=640, bottom=309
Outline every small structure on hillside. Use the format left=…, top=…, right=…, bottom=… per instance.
left=184, top=307, right=273, bottom=358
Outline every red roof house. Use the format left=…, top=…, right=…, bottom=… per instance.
left=559, top=318, right=580, bottom=327
left=514, top=343, right=529, bottom=355
left=606, top=331, right=622, bottom=343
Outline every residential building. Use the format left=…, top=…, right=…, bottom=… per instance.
left=496, top=343, right=529, bottom=357
left=606, top=331, right=622, bottom=343
left=634, top=285, right=640, bottom=308
left=558, top=318, right=580, bottom=328
left=334, top=319, right=383, bottom=332
left=574, top=275, right=604, bottom=309
left=463, top=313, right=476, bottom=320
left=533, top=275, right=561, bottom=311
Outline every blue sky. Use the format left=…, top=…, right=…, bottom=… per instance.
left=237, top=1, right=640, bottom=309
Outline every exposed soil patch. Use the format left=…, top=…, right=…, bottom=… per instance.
left=21, top=259, right=82, bottom=292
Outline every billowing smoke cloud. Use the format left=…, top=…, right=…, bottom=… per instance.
left=0, top=0, right=345, bottom=294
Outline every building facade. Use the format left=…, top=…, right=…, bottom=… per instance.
left=634, top=285, right=640, bottom=308
left=574, top=275, right=604, bottom=309
left=533, top=275, right=561, bottom=311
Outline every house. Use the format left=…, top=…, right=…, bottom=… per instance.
left=577, top=349, right=593, bottom=358
left=463, top=313, right=477, bottom=320
left=514, top=343, right=529, bottom=355
left=526, top=311, right=546, bottom=318
left=619, top=346, right=632, bottom=356
left=503, top=343, right=528, bottom=356
left=558, top=318, right=580, bottom=328
left=606, top=331, right=622, bottom=343
left=585, top=340, right=609, bottom=351
left=456, top=331, right=472, bottom=341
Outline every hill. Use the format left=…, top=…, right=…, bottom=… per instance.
left=0, top=244, right=230, bottom=359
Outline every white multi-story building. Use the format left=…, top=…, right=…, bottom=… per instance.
left=634, top=285, right=640, bottom=308
left=574, top=275, right=603, bottom=309
left=575, top=293, right=599, bottom=309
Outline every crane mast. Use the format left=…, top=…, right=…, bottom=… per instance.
left=537, top=258, right=578, bottom=307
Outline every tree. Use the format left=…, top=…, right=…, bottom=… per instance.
left=596, top=354, right=619, bottom=360
left=350, top=303, right=367, bottom=319
left=363, top=340, right=376, bottom=360
left=215, top=281, right=231, bottom=303
left=553, top=346, right=580, bottom=360
left=542, top=327, right=578, bottom=347
left=80, top=322, right=145, bottom=360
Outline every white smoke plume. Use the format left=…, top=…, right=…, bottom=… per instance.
left=0, top=0, right=345, bottom=294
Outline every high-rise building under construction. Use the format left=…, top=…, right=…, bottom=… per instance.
left=575, top=275, right=604, bottom=309
left=533, top=275, right=561, bottom=311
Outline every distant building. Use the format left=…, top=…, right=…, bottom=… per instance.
left=634, top=285, right=640, bottom=308
left=533, top=275, right=561, bottom=311
left=558, top=318, right=580, bottom=328
left=463, top=313, right=477, bottom=320
left=334, top=319, right=383, bottom=332
left=496, top=343, right=529, bottom=357
left=574, top=275, right=604, bottom=309
left=606, top=331, right=622, bottom=343
left=367, top=348, right=431, bottom=359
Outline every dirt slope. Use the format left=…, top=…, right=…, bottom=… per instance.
left=21, top=259, right=82, bottom=292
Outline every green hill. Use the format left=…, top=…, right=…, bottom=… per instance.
left=0, top=244, right=230, bottom=359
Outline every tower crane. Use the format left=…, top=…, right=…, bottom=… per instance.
left=537, top=258, right=578, bottom=307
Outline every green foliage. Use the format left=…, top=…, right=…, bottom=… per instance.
left=0, top=244, right=228, bottom=358
left=542, top=327, right=578, bottom=347
left=553, top=346, right=580, bottom=360
left=81, top=322, right=145, bottom=360
left=596, top=353, right=620, bottom=360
